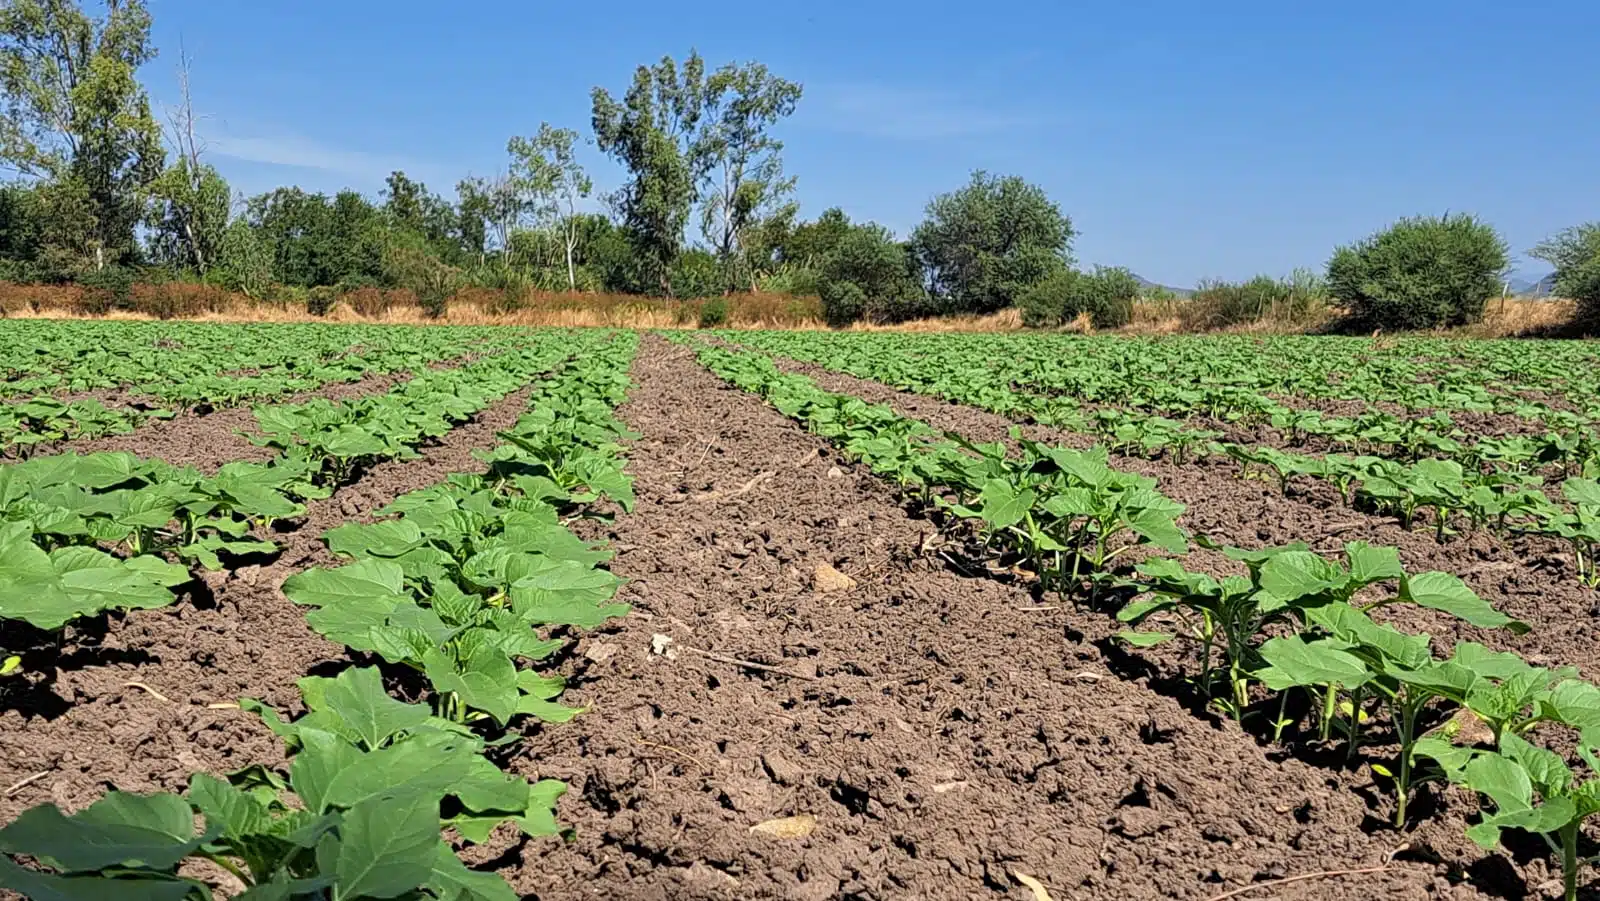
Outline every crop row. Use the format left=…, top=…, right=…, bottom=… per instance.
left=727, top=330, right=1600, bottom=588
left=0, top=333, right=579, bottom=677
left=0, top=326, right=510, bottom=457
left=843, top=331, right=1600, bottom=423
left=730, top=331, right=1598, bottom=476
left=680, top=335, right=1600, bottom=900
left=0, top=332, right=640, bottom=898
left=0, top=322, right=494, bottom=399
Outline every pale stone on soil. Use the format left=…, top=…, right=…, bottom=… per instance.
left=813, top=562, right=856, bottom=593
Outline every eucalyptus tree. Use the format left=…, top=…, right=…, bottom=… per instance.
left=0, top=0, right=165, bottom=270
left=696, top=62, right=802, bottom=291
left=590, top=51, right=706, bottom=295
left=508, top=123, right=592, bottom=291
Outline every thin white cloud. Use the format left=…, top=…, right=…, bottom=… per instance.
left=209, top=131, right=430, bottom=182
left=803, top=82, right=1036, bottom=140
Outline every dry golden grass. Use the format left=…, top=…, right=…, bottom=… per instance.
left=850, top=308, right=1024, bottom=332
left=1, top=283, right=828, bottom=330
left=1463, top=298, right=1580, bottom=338
left=1, top=280, right=1585, bottom=339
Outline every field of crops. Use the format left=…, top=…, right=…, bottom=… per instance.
left=3, top=321, right=1600, bottom=900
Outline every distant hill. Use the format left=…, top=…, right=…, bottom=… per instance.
left=1507, top=272, right=1557, bottom=298
left=1131, top=273, right=1192, bottom=299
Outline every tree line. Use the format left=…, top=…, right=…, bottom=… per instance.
left=0, top=0, right=1595, bottom=329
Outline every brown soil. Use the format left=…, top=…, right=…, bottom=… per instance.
left=0, top=384, right=538, bottom=825
left=55, top=367, right=418, bottom=473
left=769, top=355, right=1600, bottom=678
left=486, top=337, right=1510, bottom=901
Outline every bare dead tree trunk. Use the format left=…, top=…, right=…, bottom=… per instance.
left=163, top=41, right=209, bottom=273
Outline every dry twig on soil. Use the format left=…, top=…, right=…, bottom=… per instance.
left=685, top=646, right=819, bottom=681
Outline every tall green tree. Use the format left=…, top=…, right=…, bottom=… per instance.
left=455, top=173, right=523, bottom=259
left=382, top=170, right=462, bottom=263
left=696, top=62, right=802, bottom=291
left=1531, top=223, right=1600, bottom=324
left=0, top=181, right=41, bottom=271
left=507, top=123, right=591, bottom=291
left=210, top=217, right=271, bottom=297
left=0, top=0, right=164, bottom=270
left=591, top=51, right=707, bottom=295
left=147, top=155, right=227, bottom=272
left=912, top=171, right=1075, bottom=315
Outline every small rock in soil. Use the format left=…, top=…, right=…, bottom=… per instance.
left=748, top=813, right=817, bottom=839
left=813, top=562, right=856, bottom=594
left=761, top=751, right=802, bottom=786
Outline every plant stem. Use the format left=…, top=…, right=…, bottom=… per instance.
left=1562, top=823, right=1578, bottom=901
left=1272, top=689, right=1290, bottom=743
left=203, top=852, right=254, bottom=888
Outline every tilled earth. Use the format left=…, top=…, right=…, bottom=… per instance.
left=770, top=353, right=1600, bottom=682
left=1, top=336, right=1577, bottom=900
left=0, top=382, right=538, bottom=827
left=489, top=338, right=1514, bottom=900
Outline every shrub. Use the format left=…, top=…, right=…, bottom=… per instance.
left=1020, top=267, right=1138, bottom=329
left=1532, top=223, right=1600, bottom=327
left=1018, top=269, right=1077, bottom=327
left=1562, top=258, right=1600, bottom=326
left=815, top=222, right=929, bottom=325
left=697, top=297, right=729, bottom=328
left=131, top=282, right=232, bottom=319
left=820, top=280, right=867, bottom=328
left=417, top=282, right=450, bottom=319
left=1327, top=214, right=1508, bottom=329
left=1084, top=266, right=1139, bottom=328
left=307, top=286, right=337, bottom=317
left=670, top=249, right=722, bottom=299
left=912, top=170, right=1075, bottom=315
left=339, top=286, right=409, bottom=318
left=341, top=286, right=385, bottom=318
left=260, top=282, right=306, bottom=308
left=76, top=267, right=135, bottom=315
left=1182, top=270, right=1330, bottom=331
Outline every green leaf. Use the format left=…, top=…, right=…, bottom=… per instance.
left=425, top=647, right=518, bottom=726
left=1464, top=751, right=1535, bottom=813
left=1400, top=571, right=1526, bottom=632
left=324, top=520, right=426, bottom=561
left=1258, top=551, right=1346, bottom=601
left=0, top=857, right=194, bottom=901
left=1501, top=733, right=1573, bottom=796
left=1305, top=603, right=1432, bottom=669
left=507, top=559, right=628, bottom=628
left=328, top=793, right=439, bottom=901
left=1256, top=635, right=1372, bottom=691
left=1114, top=630, right=1173, bottom=648
left=0, top=792, right=210, bottom=873
left=1123, top=507, right=1187, bottom=554
left=1345, top=542, right=1404, bottom=584
left=426, top=843, right=516, bottom=901
left=975, top=479, right=1032, bottom=531
left=316, top=666, right=433, bottom=751
left=1453, top=642, right=1541, bottom=681
left=1412, top=737, right=1474, bottom=782
left=186, top=773, right=270, bottom=841
left=1563, top=477, right=1600, bottom=508
left=282, top=560, right=408, bottom=610
left=298, top=728, right=482, bottom=815
left=1548, top=679, right=1600, bottom=731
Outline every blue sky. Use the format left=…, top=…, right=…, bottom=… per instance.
left=144, top=0, right=1598, bottom=286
